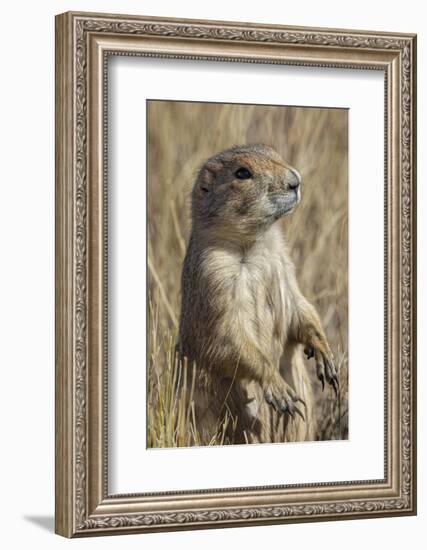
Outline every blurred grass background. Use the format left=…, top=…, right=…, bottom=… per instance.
left=147, top=100, right=348, bottom=447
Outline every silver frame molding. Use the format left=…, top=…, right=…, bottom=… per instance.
left=55, top=11, right=417, bottom=538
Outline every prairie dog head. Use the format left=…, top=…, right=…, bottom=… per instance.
left=191, top=144, right=301, bottom=242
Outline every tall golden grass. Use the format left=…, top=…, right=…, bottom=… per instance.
left=147, top=100, right=348, bottom=448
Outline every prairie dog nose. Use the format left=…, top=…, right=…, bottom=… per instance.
left=287, top=168, right=301, bottom=189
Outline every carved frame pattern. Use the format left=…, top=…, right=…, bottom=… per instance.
left=55, top=11, right=416, bottom=537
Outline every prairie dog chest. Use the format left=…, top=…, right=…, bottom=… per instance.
left=203, top=233, right=292, bottom=340
left=236, top=246, right=280, bottom=303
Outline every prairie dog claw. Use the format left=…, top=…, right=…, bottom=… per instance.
left=307, top=344, right=338, bottom=396
left=304, top=345, right=315, bottom=359
left=264, top=377, right=306, bottom=421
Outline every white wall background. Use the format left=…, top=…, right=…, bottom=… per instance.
left=0, top=1, right=424, bottom=548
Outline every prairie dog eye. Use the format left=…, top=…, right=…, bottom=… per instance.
left=234, top=167, right=252, bottom=180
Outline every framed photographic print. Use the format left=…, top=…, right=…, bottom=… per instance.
left=55, top=11, right=417, bottom=537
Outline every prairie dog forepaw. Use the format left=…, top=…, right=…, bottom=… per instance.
left=263, top=375, right=305, bottom=420
left=313, top=348, right=338, bottom=396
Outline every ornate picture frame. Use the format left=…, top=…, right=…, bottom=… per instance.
left=55, top=11, right=417, bottom=537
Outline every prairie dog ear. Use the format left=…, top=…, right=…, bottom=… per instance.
left=198, top=160, right=222, bottom=193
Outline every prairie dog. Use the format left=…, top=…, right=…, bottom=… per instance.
left=177, top=144, right=337, bottom=444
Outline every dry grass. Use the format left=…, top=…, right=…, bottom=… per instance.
left=147, top=100, right=348, bottom=448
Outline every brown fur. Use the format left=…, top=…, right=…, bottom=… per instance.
left=177, top=144, right=337, bottom=444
